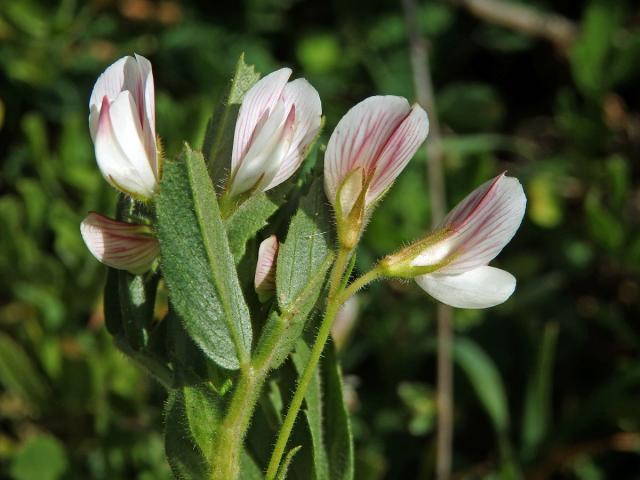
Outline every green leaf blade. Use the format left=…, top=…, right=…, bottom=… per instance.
left=225, top=192, right=280, bottom=263
left=521, top=322, right=559, bottom=459
left=165, top=385, right=223, bottom=480
left=157, top=145, right=252, bottom=370
left=276, top=180, right=333, bottom=309
left=454, top=337, right=510, bottom=435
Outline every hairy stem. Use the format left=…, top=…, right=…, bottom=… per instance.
left=208, top=363, right=261, bottom=480
left=207, top=256, right=335, bottom=479
left=339, top=266, right=382, bottom=304
left=265, top=247, right=353, bottom=479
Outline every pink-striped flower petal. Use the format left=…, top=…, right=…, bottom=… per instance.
left=232, top=68, right=292, bottom=173
left=229, top=69, right=321, bottom=196
left=254, top=235, right=279, bottom=300
left=266, top=78, right=322, bottom=189
left=80, top=212, right=159, bottom=275
left=94, top=96, right=156, bottom=199
left=89, top=55, right=158, bottom=198
left=415, top=266, right=516, bottom=309
left=230, top=101, right=296, bottom=196
left=411, top=173, right=526, bottom=274
left=324, top=96, right=429, bottom=207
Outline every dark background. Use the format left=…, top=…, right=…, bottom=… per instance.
left=1, top=0, right=639, bottom=478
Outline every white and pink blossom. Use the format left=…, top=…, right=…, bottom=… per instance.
left=89, top=54, right=158, bottom=200
left=324, top=96, right=429, bottom=214
left=80, top=212, right=159, bottom=275
left=228, top=68, right=322, bottom=197
left=410, top=173, right=526, bottom=308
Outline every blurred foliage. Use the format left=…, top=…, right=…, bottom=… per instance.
left=1, top=0, right=639, bottom=478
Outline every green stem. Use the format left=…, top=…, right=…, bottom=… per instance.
left=265, top=247, right=353, bottom=479
left=338, top=266, right=383, bottom=304
left=208, top=363, right=262, bottom=480
left=207, top=305, right=299, bottom=479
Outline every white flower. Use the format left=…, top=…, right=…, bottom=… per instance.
left=80, top=212, right=159, bottom=275
left=324, top=96, right=429, bottom=214
left=228, top=68, right=322, bottom=197
left=412, top=173, right=526, bottom=309
left=89, top=54, right=158, bottom=200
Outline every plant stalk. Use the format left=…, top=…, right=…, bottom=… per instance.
left=208, top=363, right=262, bottom=480
left=265, top=247, right=353, bottom=479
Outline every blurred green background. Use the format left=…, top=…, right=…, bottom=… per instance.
left=1, top=0, right=639, bottom=478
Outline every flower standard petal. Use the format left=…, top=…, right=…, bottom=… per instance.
left=266, top=78, right=322, bottom=189
left=89, top=55, right=158, bottom=198
left=94, top=97, right=152, bottom=198
left=433, top=174, right=526, bottom=274
left=255, top=235, right=279, bottom=301
left=89, top=57, right=130, bottom=130
left=80, top=212, right=159, bottom=275
left=324, top=96, right=414, bottom=206
left=232, top=68, right=292, bottom=173
left=94, top=93, right=157, bottom=199
left=230, top=101, right=295, bottom=196
left=415, top=266, right=516, bottom=309
left=133, top=53, right=157, bottom=176
left=367, top=104, right=429, bottom=202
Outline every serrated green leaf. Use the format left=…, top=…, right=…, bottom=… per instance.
left=203, top=54, right=260, bottom=189
left=0, top=332, right=50, bottom=410
left=157, top=145, right=252, bottom=370
left=454, top=337, right=510, bottom=435
left=322, top=342, right=353, bottom=480
left=165, top=385, right=223, bottom=480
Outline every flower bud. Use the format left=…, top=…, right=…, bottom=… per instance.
left=89, top=54, right=158, bottom=200
left=228, top=68, right=322, bottom=197
left=381, top=173, right=526, bottom=309
left=80, top=212, right=159, bottom=275
left=254, top=235, right=279, bottom=302
left=324, top=96, right=429, bottom=247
